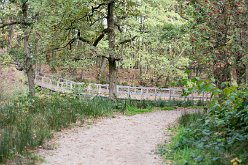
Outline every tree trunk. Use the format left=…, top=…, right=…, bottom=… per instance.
left=164, top=76, right=170, bottom=87
left=97, top=57, right=107, bottom=80
left=107, top=1, right=117, bottom=99
left=24, top=31, right=35, bottom=96
left=7, top=22, right=13, bottom=49
left=23, top=2, right=35, bottom=96
left=246, top=64, right=248, bottom=85
left=212, top=55, right=231, bottom=88
left=26, top=63, right=35, bottom=96
left=139, top=64, right=143, bottom=85
left=230, top=65, right=238, bottom=85
left=109, top=57, right=117, bottom=98
left=236, top=28, right=247, bottom=85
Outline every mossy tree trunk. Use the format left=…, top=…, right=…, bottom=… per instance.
left=107, top=1, right=117, bottom=99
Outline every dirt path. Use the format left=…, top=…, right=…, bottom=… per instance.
left=38, top=110, right=186, bottom=165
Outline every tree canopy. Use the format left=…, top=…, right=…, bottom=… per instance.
left=0, top=0, right=247, bottom=96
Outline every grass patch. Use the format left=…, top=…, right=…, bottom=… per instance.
left=160, top=106, right=177, bottom=111
left=125, top=105, right=152, bottom=116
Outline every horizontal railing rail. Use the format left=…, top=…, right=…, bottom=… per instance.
left=34, top=73, right=210, bottom=101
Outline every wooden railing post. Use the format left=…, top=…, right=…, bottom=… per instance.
left=128, top=86, right=130, bottom=98
left=155, top=88, right=157, bottom=101
left=49, top=79, right=52, bottom=88
left=56, top=81, right=59, bottom=88
left=141, top=87, right=143, bottom=100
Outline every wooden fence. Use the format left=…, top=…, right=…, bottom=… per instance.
left=34, top=74, right=210, bottom=101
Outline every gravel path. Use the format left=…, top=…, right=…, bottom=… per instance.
left=38, top=110, right=186, bottom=165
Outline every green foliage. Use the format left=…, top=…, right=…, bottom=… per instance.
left=0, top=53, right=12, bottom=65
left=159, top=79, right=248, bottom=164
left=8, top=47, right=26, bottom=64
left=158, top=126, right=212, bottom=165
left=176, top=0, right=248, bottom=85
left=162, top=23, right=188, bottom=40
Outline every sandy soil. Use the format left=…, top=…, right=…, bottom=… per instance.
left=38, top=110, right=187, bottom=165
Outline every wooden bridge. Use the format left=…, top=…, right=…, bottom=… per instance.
left=34, top=73, right=210, bottom=101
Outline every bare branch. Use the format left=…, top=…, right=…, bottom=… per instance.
left=175, top=11, right=189, bottom=21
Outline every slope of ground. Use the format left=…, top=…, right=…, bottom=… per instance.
left=38, top=110, right=188, bottom=165
left=40, top=65, right=165, bottom=87
left=0, top=65, right=27, bottom=102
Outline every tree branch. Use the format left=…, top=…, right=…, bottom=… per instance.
left=100, top=55, right=122, bottom=61
left=93, top=33, right=105, bottom=46
left=0, top=21, right=32, bottom=29
left=175, top=11, right=189, bottom=21
left=118, top=36, right=137, bottom=45
left=70, top=1, right=111, bottom=26
left=93, top=29, right=109, bottom=46
left=78, top=37, right=91, bottom=44
left=115, top=23, right=122, bottom=32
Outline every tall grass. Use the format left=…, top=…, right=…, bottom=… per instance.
left=0, top=94, right=116, bottom=163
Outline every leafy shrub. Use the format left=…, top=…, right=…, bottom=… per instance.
left=160, top=78, right=248, bottom=164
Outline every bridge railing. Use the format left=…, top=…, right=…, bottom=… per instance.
left=34, top=74, right=210, bottom=101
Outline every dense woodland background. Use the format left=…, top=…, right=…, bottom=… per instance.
left=0, top=0, right=247, bottom=98
left=0, top=0, right=247, bottom=164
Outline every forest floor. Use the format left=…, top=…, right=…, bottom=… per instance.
left=37, top=109, right=189, bottom=165
left=40, top=64, right=165, bottom=87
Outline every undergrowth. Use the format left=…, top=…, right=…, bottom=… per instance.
left=0, top=93, right=116, bottom=163
left=158, top=79, right=248, bottom=165
left=122, top=99, right=205, bottom=115
left=121, top=98, right=206, bottom=109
